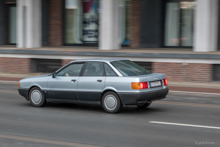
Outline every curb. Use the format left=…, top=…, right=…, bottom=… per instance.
left=169, top=90, right=220, bottom=98
left=0, top=80, right=220, bottom=97
left=0, top=80, right=18, bottom=84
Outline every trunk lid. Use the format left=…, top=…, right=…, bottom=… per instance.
left=138, top=73, right=166, bottom=82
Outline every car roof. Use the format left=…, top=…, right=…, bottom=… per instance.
left=70, top=58, right=128, bottom=63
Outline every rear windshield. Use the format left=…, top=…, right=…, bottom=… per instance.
left=111, top=60, right=151, bottom=76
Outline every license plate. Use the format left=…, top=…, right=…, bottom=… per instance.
left=150, top=81, right=161, bottom=87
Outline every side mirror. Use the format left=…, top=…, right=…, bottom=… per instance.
left=52, top=72, right=56, bottom=78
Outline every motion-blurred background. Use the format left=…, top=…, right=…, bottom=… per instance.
left=1, top=1, right=220, bottom=147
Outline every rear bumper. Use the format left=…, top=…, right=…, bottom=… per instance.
left=118, top=87, right=169, bottom=105
left=18, top=88, right=29, bottom=101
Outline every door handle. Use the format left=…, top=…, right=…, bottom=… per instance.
left=71, top=79, right=76, bottom=82
left=97, top=80, right=102, bottom=83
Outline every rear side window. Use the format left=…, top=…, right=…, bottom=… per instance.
left=111, top=60, right=151, bottom=76
left=104, top=63, right=117, bottom=76
left=83, top=62, right=104, bottom=76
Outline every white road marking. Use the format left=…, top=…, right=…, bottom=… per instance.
left=149, top=121, right=220, bottom=130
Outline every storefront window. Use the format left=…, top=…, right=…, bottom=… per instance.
left=164, top=1, right=195, bottom=47
left=119, top=0, right=131, bottom=45
left=9, top=5, right=17, bottom=44
left=64, top=0, right=130, bottom=45
left=64, top=0, right=99, bottom=44
left=181, top=2, right=195, bottom=46
left=82, top=0, right=99, bottom=43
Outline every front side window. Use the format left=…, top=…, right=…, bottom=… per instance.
left=83, top=62, right=104, bottom=76
left=56, top=63, right=84, bottom=77
left=111, top=60, right=151, bottom=76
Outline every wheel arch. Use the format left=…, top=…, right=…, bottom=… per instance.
left=100, top=88, right=121, bottom=105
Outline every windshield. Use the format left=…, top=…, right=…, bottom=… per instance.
left=111, top=60, right=151, bottom=76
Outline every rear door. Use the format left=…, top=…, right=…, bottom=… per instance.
left=77, top=62, right=105, bottom=102
left=47, top=62, right=85, bottom=100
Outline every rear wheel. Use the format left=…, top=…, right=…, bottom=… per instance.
left=102, top=92, right=122, bottom=113
left=29, top=87, right=46, bottom=107
left=137, top=101, right=152, bottom=109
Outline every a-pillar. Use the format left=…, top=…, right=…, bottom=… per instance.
left=99, top=0, right=120, bottom=50
left=194, top=0, right=219, bottom=52
left=17, top=0, right=42, bottom=48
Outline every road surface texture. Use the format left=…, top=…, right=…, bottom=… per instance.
left=0, top=83, right=219, bottom=147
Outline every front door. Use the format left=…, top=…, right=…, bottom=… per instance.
left=78, top=62, right=105, bottom=102
left=47, top=62, right=85, bottom=100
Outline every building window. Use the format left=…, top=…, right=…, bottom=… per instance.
left=64, top=0, right=99, bottom=44
left=119, top=0, right=131, bottom=45
left=213, top=64, right=220, bottom=81
left=164, top=0, right=195, bottom=47
left=30, top=59, right=62, bottom=73
left=64, top=0, right=130, bottom=46
left=7, top=4, right=17, bottom=45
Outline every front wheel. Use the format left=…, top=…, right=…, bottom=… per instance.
left=29, top=87, right=46, bottom=107
left=102, top=92, right=122, bottom=113
left=137, top=101, right=152, bottom=109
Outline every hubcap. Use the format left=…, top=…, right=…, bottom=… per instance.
left=31, top=90, right=42, bottom=104
left=104, top=95, right=117, bottom=111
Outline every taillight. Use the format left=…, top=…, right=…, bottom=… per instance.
left=131, top=82, right=148, bottom=90
left=18, top=82, right=21, bottom=88
left=163, top=78, right=168, bottom=86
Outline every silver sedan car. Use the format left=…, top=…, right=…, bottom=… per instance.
left=18, top=58, right=169, bottom=113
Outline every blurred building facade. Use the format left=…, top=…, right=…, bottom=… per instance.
left=0, top=0, right=220, bottom=82
left=0, top=0, right=219, bottom=52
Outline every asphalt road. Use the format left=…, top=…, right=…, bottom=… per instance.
left=0, top=83, right=220, bottom=147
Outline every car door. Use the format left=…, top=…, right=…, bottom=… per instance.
left=47, top=62, right=85, bottom=100
left=77, top=62, right=105, bottom=102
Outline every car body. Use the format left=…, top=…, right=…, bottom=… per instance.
left=18, top=58, right=169, bottom=113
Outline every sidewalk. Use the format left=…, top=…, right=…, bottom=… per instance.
left=1, top=46, right=220, bottom=59
left=1, top=45, right=220, bottom=54
left=1, top=73, right=220, bottom=96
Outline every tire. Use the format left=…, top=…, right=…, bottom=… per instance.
left=102, top=91, right=122, bottom=113
left=137, top=101, right=152, bottom=109
left=29, top=87, right=46, bottom=107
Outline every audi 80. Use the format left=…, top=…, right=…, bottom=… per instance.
left=18, top=58, right=169, bottom=113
